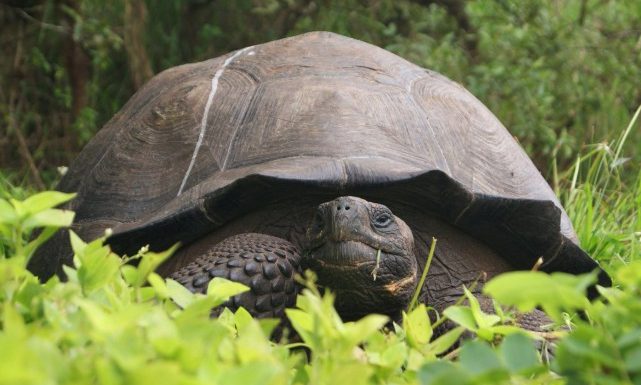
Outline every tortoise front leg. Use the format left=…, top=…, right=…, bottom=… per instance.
left=170, top=233, right=301, bottom=319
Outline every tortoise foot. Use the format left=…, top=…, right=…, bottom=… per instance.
left=169, top=233, right=301, bottom=319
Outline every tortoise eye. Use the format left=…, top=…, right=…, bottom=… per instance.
left=374, top=214, right=392, bottom=228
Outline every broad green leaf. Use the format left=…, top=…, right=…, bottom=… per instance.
left=3, top=302, right=26, bottom=337
left=207, top=277, right=249, bottom=300
left=483, top=271, right=591, bottom=319
left=69, top=230, right=87, bottom=255
left=499, top=333, right=540, bottom=374
left=166, top=278, right=196, bottom=308
left=22, top=191, right=76, bottom=215
left=443, top=306, right=477, bottom=331
left=426, top=326, right=465, bottom=356
left=76, top=241, right=120, bottom=293
left=120, top=265, right=139, bottom=285
left=285, top=308, right=316, bottom=347
left=624, top=346, right=641, bottom=372
left=463, top=288, right=501, bottom=329
left=22, top=209, right=75, bottom=230
left=215, top=362, right=281, bottom=385
left=617, top=328, right=641, bottom=350
left=0, top=198, right=16, bottom=224
left=147, top=272, right=169, bottom=299
left=234, top=306, right=254, bottom=331
left=23, top=226, right=58, bottom=259
left=557, top=326, right=622, bottom=368
left=125, top=361, right=193, bottom=385
left=404, top=304, right=432, bottom=347
left=344, top=314, right=388, bottom=345
left=489, top=325, right=535, bottom=337
left=616, top=260, right=641, bottom=288
left=378, top=341, right=407, bottom=369
left=459, top=340, right=505, bottom=376
left=9, top=198, right=25, bottom=219
left=175, top=295, right=223, bottom=322
left=418, top=361, right=471, bottom=385
left=131, top=245, right=178, bottom=287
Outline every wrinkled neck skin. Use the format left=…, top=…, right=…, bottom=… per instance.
left=302, top=196, right=419, bottom=321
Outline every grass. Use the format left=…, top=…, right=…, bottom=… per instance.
left=555, top=105, right=641, bottom=272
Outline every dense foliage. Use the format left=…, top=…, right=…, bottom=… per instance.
left=1, top=0, right=640, bottom=185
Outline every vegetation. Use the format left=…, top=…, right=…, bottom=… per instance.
left=1, top=0, right=640, bottom=384
left=1, top=0, right=640, bottom=185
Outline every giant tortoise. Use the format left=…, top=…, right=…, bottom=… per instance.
left=29, top=32, right=609, bottom=327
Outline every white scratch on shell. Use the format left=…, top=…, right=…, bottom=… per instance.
left=177, top=47, right=254, bottom=196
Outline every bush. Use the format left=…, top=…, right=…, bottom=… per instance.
left=1, top=167, right=641, bottom=384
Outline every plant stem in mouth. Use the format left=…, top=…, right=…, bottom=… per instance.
left=371, top=249, right=382, bottom=281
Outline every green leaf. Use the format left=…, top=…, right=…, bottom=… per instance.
left=22, top=191, right=76, bottom=215
left=131, top=245, right=178, bottom=287
left=166, top=278, right=196, bottom=308
left=463, top=288, right=500, bottom=329
left=76, top=238, right=120, bottom=293
left=69, top=230, right=87, bottom=255
left=344, top=314, right=388, bottom=345
left=459, top=340, right=505, bottom=376
left=148, top=272, right=169, bottom=299
left=234, top=306, right=254, bottom=332
left=0, top=198, right=17, bottom=224
left=499, top=333, right=540, bottom=374
left=443, top=306, right=477, bottom=331
left=378, top=342, right=407, bottom=369
left=285, top=308, right=315, bottom=347
left=22, top=209, right=75, bottom=230
left=215, top=362, right=281, bottom=385
left=9, top=198, right=25, bottom=219
left=426, top=326, right=465, bottom=356
left=207, top=277, right=249, bottom=300
left=403, top=304, right=432, bottom=347
left=418, top=361, right=471, bottom=385
left=616, top=260, right=641, bottom=288
left=2, top=302, right=26, bottom=338
left=624, top=346, right=641, bottom=372
left=23, top=226, right=58, bottom=259
left=120, top=265, right=139, bottom=285
left=483, top=271, right=591, bottom=320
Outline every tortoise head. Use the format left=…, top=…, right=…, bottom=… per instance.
left=304, top=196, right=418, bottom=320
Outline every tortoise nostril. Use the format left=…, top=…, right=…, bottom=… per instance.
left=345, top=205, right=350, bottom=210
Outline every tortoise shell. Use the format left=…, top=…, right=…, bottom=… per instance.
left=30, top=32, right=607, bottom=287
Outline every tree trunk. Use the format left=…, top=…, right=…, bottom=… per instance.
left=123, top=0, right=154, bottom=89
left=63, top=0, right=91, bottom=119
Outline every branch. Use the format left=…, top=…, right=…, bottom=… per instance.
left=14, top=7, right=69, bottom=35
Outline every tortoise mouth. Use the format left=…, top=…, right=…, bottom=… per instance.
left=304, top=240, right=386, bottom=268
left=303, top=239, right=418, bottom=320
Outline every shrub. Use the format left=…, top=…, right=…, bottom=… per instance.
left=0, top=184, right=639, bottom=385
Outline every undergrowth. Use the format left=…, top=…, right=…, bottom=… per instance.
left=0, top=111, right=640, bottom=384
left=555, top=106, right=641, bottom=271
